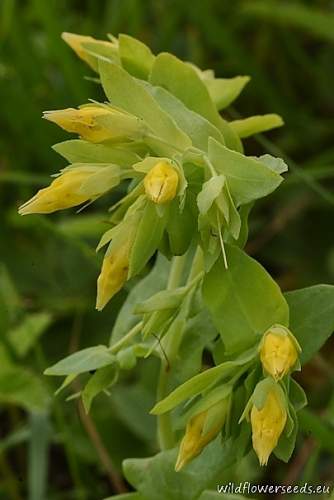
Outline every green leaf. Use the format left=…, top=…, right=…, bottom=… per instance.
left=274, top=404, right=298, bottom=462
left=150, top=53, right=242, bottom=151
left=134, top=287, right=187, bottom=314
left=111, top=382, right=156, bottom=443
left=119, top=34, right=155, bottom=79
left=143, top=83, right=224, bottom=151
left=78, top=165, right=121, bottom=196
left=203, top=244, right=289, bottom=353
left=44, top=346, right=115, bottom=376
left=231, top=203, right=253, bottom=248
left=197, top=175, right=225, bottom=214
left=99, top=61, right=191, bottom=151
left=230, top=114, right=283, bottom=138
left=208, top=138, right=283, bottom=206
left=256, top=154, right=288, bottom=174
left=150, top=53, right=222, bottom=128
left=204, top=75, right=250, bottom=110
left=289, top=378, right=307, bottom=412
left=8, top=312, right=52, bottom=358
left=129, top=201, right=167, bottom=278
left=166, top=193, right=197, bottom=255
left=52, top=139, right=141, bottom=166
left=54, top=374, right=77, bottom=396
left=81, top=40, right=119, bottom=70
left=0, top=367, right=49, bottom=412
left=82, top=363, right=118, bottom=413
left=151, top=347, right=256, bottom=415
left=103, top=494, right=145, bottom=500
left=123, top=437, right=246, bottom=500
left=172, top=310, right=218, bottom=386
left=110, top=254, right=170, bottom=345
left=285, top=284, right=334, bottom=364
left=200, top=492, right=254, bottom=500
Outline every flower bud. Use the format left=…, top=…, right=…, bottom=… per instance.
left=62, top=32, right=117, bottom=70
left=260, top=325, right=300, bottom=381
left=44, top=106, right=125, bottom=143
left=251, top=387, right=287, bottom=466
left=96, top=242, right=130, bottom=311
left=175, top=397, right=229, bottom=471
left=18, top=167, right=101, bottom=215
left=144, top=161, right=179, bottom=204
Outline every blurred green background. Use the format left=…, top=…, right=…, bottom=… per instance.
left=0, top=0, right=333, bottom=499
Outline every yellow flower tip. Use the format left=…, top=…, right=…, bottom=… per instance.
left=43, top=106, right=115, bottom=143
left=144, top=161, right=179, bottom=204
left=260, top=326, right=299, bottom=381
left=61, top=32, right=115, bottom=69
left=251, top=389, right=287, bottom=467
left=175, top=411, right=207, bottom=471
left=18, top=170, right=93, bottom=216
left=175, top=397, right=229, bottom=471
left=96, top=247, right=129, bottom=311
left=61, top=32, right=95, bottom=63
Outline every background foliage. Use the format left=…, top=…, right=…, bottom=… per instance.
left=0, top=0, right=333, bottom=499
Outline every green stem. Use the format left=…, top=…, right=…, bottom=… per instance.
left=109, top=321, right=143, bottom=354
left=156, top=249, right=205, bottom=450
left=157, top=254, right=188, bottom=450
left=187, top=246, right=204, bottom=283
left=167, top=254, right=187, bottom=290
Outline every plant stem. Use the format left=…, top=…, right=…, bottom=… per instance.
left=187, top=246, right=204, bottom=283
left=33, top=344, right=87, bottom=499
left=76, top=399, right=127, bottom=494
left=156, top=364, right=175, bottom=450
left=109, top=321, right=143, bottom=354
left=167, top=254, right=187, bottom=291
left=68, top=314, right=127, bottom=494
left=157, top=254, right=188, bottom=450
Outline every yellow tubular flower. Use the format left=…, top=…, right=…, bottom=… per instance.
left=144, top=161, right=179, bottom=204
left=96, top=242, right=130, bottom=311
left=44, top=106, right=118, bottom=143
left=175, top=398, right=229, bottom=471
left=251, top=389, right=287, bottom=466
left=18, top=169, right=97, bottom=215
left=260, top=326, right=299, bottom=381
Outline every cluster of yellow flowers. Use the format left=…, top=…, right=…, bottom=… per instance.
left=252, top=325, right=300, bottom=465
left=19, top=31, right=304, bottom=475
left=176, top=325, right=300, bottom=469
left=18, top=102, right=179, bottom=310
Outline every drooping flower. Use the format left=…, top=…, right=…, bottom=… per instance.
left=251, top=387, right=287, bottom=466
left=144, top=161, right=179, bottom=204
left=18, top=165, right=120, bottom=215
left=96, top=241, right=131, bottom=311
left=175, top=397, right=229, bottom=471
left=43, top=106, right=135, bottom=143
left=260, top=325, right=300, bottom=381
left=19, top=168, right=94, bottom=215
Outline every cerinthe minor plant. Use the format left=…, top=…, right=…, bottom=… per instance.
left=19, top=32, right=334, bottom=499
